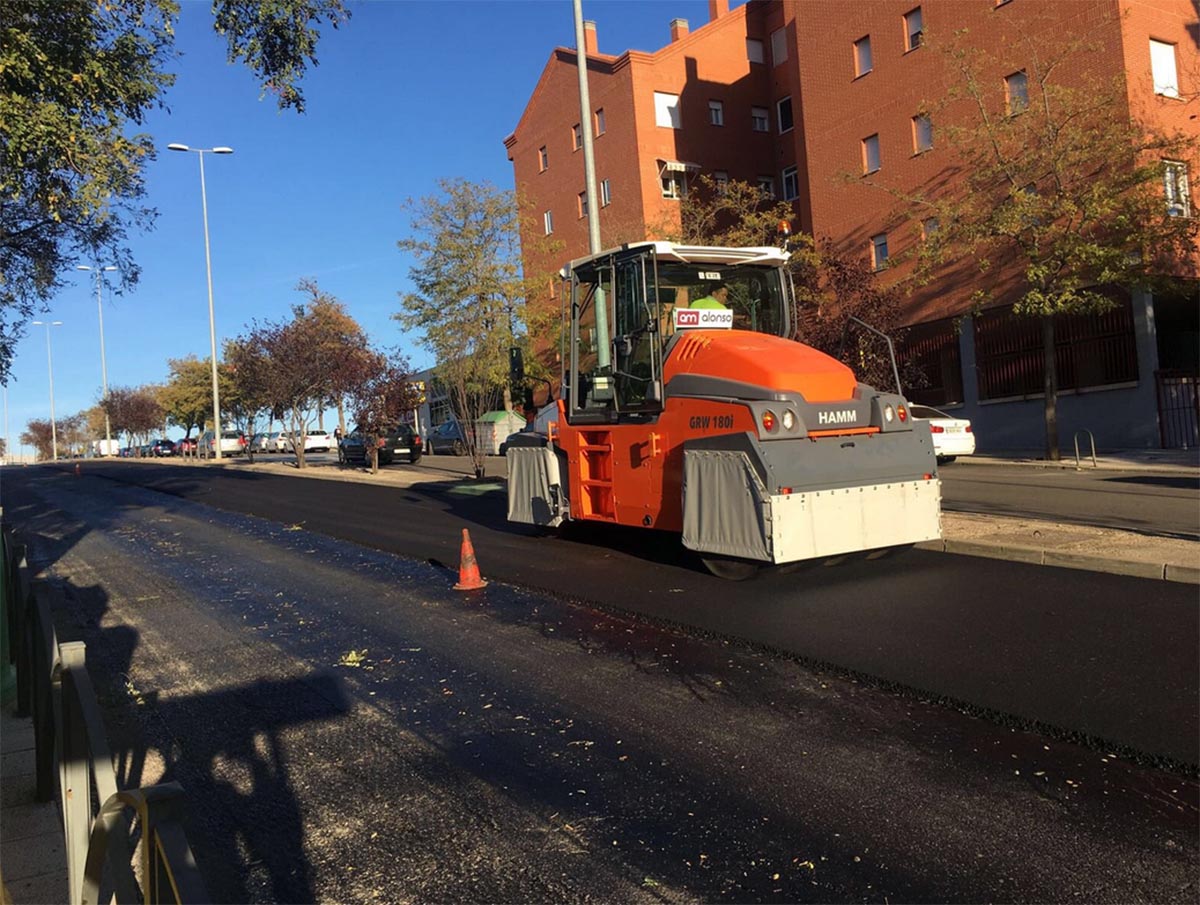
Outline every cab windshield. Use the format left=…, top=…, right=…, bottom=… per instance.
left=653, top=261, right=787, bottom=339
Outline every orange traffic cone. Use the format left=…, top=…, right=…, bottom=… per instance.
left=453, top=528, right=488, bottom=591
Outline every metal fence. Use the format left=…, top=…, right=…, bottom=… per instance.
left=1155, top=370, right=1200, bottom=449
left=3, top=521, right=208, bottom=905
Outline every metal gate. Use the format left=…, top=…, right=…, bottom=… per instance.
left=1155, top=370, right=1199, bottom=448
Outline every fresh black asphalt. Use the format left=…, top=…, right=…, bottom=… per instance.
left=44, top=460, right=1200, bottom=767
left=5, top=468, right=1197, bottom=904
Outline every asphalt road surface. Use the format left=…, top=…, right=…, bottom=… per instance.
left=4, top=468, right=1196, bottom=904
left=939, top=463, right=1200, bottom=538
left=14, top=460, right=1199, bottom=767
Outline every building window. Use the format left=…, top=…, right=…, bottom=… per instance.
left=654, top=91, right=681, bottom=129
left=854, top=36, right=873, bottom=77
left=771, top=27, right=788, bottom=66
left=777, top=96, right=794, bottom=133
left=661, top=171, right=687, bottom=200
left=912, top=113, right=933, bottom=152
left=974, top=298, right=1138, bottom=399
left=600, top=178, right=611, bottom=207
left=1005, top=70, right=1028, bottom=115
left=543, top=210, right=553, bottom=235
left=757, top=176, right=775, bottom=199
left=751, top=106, right=769, bottom=132
left=782, top=165, right=799, bottom=201
left=594, top=108, right=606, bottom=135
left=904, top=7, right=923, bottom=51
left=1150, top=39, right=1179, bottom=98
left=708, top=100, right=724, bottom=126
left=1164, top=161, right=1191, bottom=216
left=538, top=146, right=548, bottom=172
left=747, top=38, right=765, bottom=64
left=572, top=123, right=582, bottom=151
left=921, top=217, right=940, bottom=240
left=862, top=134, right=881, bottom=174
left=578, top=191, right=588, bottom=219
left=871, top=233, right=889, bottom=270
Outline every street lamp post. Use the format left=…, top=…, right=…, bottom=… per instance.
left=168, top=142, right=233, bottom=459
left=76, top=264, right=118, bottom=454
left=31, top=320, right=63, bottom=460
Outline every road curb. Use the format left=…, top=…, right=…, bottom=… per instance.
left=917, top=538, right=1198, bottom=583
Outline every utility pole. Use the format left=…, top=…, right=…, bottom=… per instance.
left=572, top=0, right=611, bottom=379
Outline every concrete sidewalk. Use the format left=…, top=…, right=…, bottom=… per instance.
left=0, top=706, right=66, bottom=905
left=953, top=447, right=1199, bottom=474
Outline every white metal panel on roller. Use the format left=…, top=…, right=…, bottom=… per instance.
left=769, top=480, right=942, bottom=563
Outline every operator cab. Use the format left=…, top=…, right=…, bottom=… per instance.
left=564, top=242, right=792, bottom=424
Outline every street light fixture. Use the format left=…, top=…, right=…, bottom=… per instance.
left=31, top=320, right=64, bottom=460
left=168, top=142, right=234, bottom=459
left=76, top=264, right=118, bottom=455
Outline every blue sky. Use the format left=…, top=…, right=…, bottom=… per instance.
left=6, top=0, right=736, bottom=448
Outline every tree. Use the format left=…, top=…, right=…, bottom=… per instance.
left=102, top=385, right=163, bottom=452
left=58, top=412, right=88, bottom=457
left=239, top=280, right=369, bottom=468
left=875, top=26, right=1199, bottom=458
left=0, top=0, right=349, bottom=382
left=670, top=174, right=795, bottom=249
left=396, top=179, right=530, bottom=479
left=159, top=356, right=226, bottom=438
left=224, top=336, right=275, bottom=462
left=672, top=176, right=912, bottom=393
left=0, top=437, right=6, bottom=459
left=20, top=418, right=54, bottom=461
left=345, top=352, right=421, bottom=474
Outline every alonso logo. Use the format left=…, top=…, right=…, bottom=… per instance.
left=818, top=410, right=857, bottom=425
left=674, top=308, right=734, bottom=329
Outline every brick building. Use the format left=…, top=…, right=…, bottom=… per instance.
left=505, top=0, right=1199, bottom=450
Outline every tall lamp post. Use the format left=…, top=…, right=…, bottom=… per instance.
left=168, top=142, right=233, bottom=459
left=76, top=264, right=118, bottom=454
left=31, top=320, right=63, bottom=460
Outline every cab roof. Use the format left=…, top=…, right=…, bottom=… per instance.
left=560, top=241, right=790, bottom=277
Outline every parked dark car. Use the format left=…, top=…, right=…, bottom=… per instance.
left=426, top=420, right=467, bottom=456
left=150, top=439, right=176, bottom=457
left=177, top=437, right=198, bottom=455
left=338, top=424, right=422, bottom=467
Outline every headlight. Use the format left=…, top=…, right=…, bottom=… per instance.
left=884, top=404, right=895, bottom=423
left=781, top=410, right=796, bottom=431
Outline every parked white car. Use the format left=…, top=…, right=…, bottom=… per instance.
left=280, top=430, right=334, bottom=453
left=911, top=405, right=975, bottom=463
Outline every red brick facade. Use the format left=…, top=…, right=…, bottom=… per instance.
left=506, top=0, right=1198, bottom=329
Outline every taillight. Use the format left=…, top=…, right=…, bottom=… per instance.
left=898, top=404, right=908, bottom=422
left=761, top=410, right=777, bottom=432
left=239, top=437, right=246, bottom=446
left=414, top=437, right=422, bottom=445
left=929, top=425, right=945, bottom=433
left=377, top=438, right=386, bottom=448
left=965, top=425, right=973, bottom=433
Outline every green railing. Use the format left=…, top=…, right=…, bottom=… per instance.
left=2, top=520, right=208, bottom=905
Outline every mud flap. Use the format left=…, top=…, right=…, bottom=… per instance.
left=682, top=449, right=772, bottom=562
left=507, top=446, right=565, bottom=527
